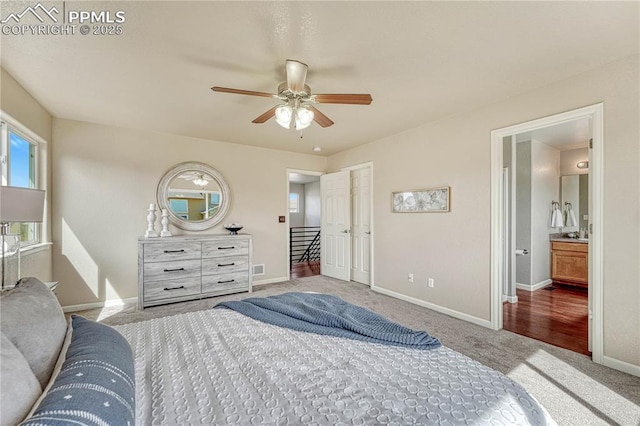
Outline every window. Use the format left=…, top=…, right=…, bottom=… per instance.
left=289, top=193, right=299, bottom=213
left=1, top=115, right=45, bottom=247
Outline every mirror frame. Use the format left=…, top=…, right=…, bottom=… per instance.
left=156, top=161, right=231, bottom=231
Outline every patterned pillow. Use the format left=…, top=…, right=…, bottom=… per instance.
left=21, top=315, right=135, bottom=426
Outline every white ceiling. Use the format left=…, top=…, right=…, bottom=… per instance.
left=289, top=172, right=320, bottom=185
left=516, top=118, right=591, bottom=151
left=1, top=1, right=638, bottom=156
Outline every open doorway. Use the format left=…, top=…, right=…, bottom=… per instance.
left=287, top=163, right=373, bottom=285
left=502, top=119, right=591, bottom=355
left=288, top=171, right=322, bottom=279
left=490, top=103, right=604, bottom=363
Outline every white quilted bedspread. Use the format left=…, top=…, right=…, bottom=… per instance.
left=114, top=309, right=554, bottom=425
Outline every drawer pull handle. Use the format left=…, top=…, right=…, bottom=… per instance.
left=164, top=285, right=185, bottom=291
left=164, top=249, right=185, bottom=253
left=164, top=267, right=185, bottom=272
left=218, top=262, right=235, bottom=267
left=218, top=279, right=235, bottom=284
left=218, top=246, right=235, bottom=250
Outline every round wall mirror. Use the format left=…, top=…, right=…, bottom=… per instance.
left=156, top=161, right=231, bottom=231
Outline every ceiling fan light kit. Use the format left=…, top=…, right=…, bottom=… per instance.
left=295, top=105, right=314, bottom=130
left=192, top=175, right=209, bottom=187
left=212, top=59, right=372, bottom=131
left=274, top=104, right=293, bottom=128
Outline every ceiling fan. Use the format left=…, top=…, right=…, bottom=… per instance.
left=211, top=59, right=372, bottom=130
left=179, top=172, right=209, bottom=187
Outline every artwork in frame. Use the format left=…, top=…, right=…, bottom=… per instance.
left=392, top=186, right=450, bottom=213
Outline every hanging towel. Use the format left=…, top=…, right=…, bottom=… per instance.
left=565, top=204, right=577, bottom=227
left=551, top=204, right=564, bottom=228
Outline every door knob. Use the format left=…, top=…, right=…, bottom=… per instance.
left=365, top=231, right=371, bottom=235
left=342, top=229, right=349, bottom=233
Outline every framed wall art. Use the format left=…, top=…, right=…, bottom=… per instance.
left=392, top=186, right=450, bottom=213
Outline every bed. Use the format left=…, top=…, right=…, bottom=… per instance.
left=115, top=293, right=555, bottom=425
left=1, top=278, right=555, bottom=425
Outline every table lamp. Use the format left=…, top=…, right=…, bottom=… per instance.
left=0, top=186, right=46, bottom=290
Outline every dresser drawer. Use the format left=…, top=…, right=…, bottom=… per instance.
left=202, top=272, right=249, bottom=294
left=143, top=277, right=201, bottom=302
left=202, top=240, right=249, bottom=258
left=551, top=242, right=588, bottom=253
left=143, top=242, right=201, bottom=262
left=143, top=259, right=201, bottom=282
left=202, top=255, right=248, bottom=275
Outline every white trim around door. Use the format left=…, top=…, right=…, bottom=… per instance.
left=490, top=103, right=604, bottom=364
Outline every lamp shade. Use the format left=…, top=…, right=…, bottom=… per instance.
left=275, top=104, right=293, bottom=129
left=0, top=186, right=45, bottom=223
left=295, top=106, right=314, bottom=130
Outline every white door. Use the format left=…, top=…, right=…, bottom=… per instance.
left=350, top=167, right=371, bottom=285
left=321, top=171, right=351, bottom=281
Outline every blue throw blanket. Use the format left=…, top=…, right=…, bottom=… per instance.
left=215, top=292, right=441, bottom=350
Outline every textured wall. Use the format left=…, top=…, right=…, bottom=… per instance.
left=328, top=55, right=640, bottom=368
left=51, top=119, right=326, bottom=307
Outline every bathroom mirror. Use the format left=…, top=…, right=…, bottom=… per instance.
left=560, top=174, right=589, bottom=232
left=156, top=161, right=231, bottom=231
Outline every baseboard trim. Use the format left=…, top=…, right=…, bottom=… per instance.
left=603, top=355, right=640, bottom=377
left=532, top=279, right=552, bottom=291
left=62, top=297, right=137, bottom=313
left=516, top=279, right=552, bottom=292
left=62, top=278, right=289, bottom=312
left=371, top=285, right=492, bottom=329
left=253, top=276, right=288, bottom=286
left=502, top=294, right=518, bottom=303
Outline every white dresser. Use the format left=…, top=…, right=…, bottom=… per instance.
left=138, top=234, right=252, bottom=309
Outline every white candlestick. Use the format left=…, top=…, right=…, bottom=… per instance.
left=144, top=205, right=158, bottom=238
left=160, top=209, right=172, bottom=237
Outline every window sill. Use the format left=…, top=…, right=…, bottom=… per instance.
left=0, top=241, right=51, bottom=258
left=20, top=242, right=52, bottom=256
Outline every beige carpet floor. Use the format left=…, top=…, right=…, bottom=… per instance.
left=75, top=275, right=640, bottom=426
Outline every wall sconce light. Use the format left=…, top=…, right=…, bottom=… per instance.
left=576, top=161, right=589, bottom=169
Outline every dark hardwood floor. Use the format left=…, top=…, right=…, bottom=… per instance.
left=290, top=261, right=320, bottom=279
left=503, top=284, right=590, bottom=355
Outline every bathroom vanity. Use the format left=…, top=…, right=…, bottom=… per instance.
left=550, top=239, right=588, bottom=287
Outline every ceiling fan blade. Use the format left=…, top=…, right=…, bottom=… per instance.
left=251, top=105, right=278, bottom=124
left=308, top=106, right=334, bottom=128
left=313, top=93, right=373, bottom=105
left=211, top=86, right=275, bottom=98
left=286, top=59, right=308, bottom=93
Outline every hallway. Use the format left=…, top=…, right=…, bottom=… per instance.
left=290, top=261, right=320, bottom=279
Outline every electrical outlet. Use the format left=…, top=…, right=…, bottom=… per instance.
left=428, top=278, right=435, bottom=288
left=408, top=273, right=414, bottom=283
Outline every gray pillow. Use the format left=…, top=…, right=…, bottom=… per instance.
left=0, top=332, right=42, bottom=426
left=0, top=277, right=66, bottom=388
